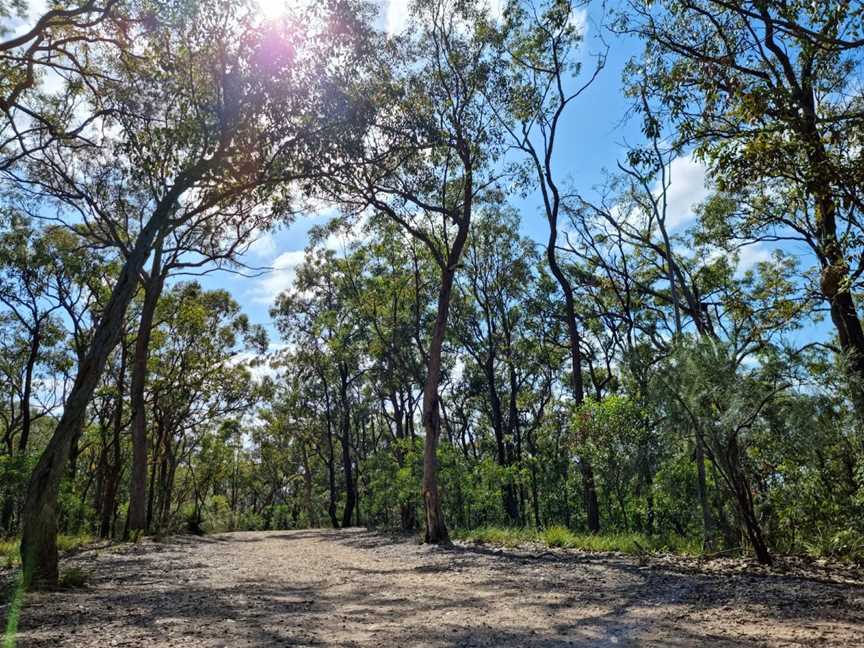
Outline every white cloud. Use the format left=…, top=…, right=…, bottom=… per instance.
left=247, top=231, right=277, bottom=258
left=249, top=250, right=306, bottom=304
left=322, top=211, right=371, bottom=253
left=230, top=343, right=289, bottom=383
left=569, top=7, right=588, bottom=35
left=736, top=244, right=773, bottom=274
left=486, top=0, right=505, bottom=22
left=702, top=243, right=775, bottom=277
left=657, top=155, right=710, bottom=231
left=386, top=0, right=409, bottom=35
left=9, top=0, right=47, bottom=37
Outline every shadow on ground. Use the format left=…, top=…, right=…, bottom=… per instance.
left=8, top=528, right=863, bottom=647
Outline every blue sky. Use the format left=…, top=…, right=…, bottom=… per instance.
left=196, top=0, right=725, bottom=343
left=10, top=0, right=799, bottom=345
left=2, top=0, right=790, bottom=350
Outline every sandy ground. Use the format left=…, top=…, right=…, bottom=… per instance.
left=5, top=528, right=864, bottom=647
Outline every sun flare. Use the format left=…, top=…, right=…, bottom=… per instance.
left=255, top=0, right=319, bottom=21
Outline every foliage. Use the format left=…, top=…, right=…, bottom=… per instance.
left=0, top=0, right=862, bottom=585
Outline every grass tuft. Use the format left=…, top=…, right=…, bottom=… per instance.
left=58, top=566, right=88, bottom=589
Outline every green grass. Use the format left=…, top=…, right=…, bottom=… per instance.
left=453, top=526, right=536, bottom=547
left=454, top=525, right=702, bottom=556
left=0, top=533, right=96, bottom=569
left=0, top=540, right=17, bottom=569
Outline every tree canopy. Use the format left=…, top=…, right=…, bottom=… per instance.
left=0, top=0, right=863, bottom=597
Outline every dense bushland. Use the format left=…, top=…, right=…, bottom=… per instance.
left=1, top=0, right=863, bottom=592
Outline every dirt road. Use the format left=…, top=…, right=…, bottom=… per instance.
left=8, top=529, right=864, bottom=646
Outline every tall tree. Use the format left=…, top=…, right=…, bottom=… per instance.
left=18, top=0, right=367, bottom=588
left=494, top=0, right=606, bottom=531
left=622, top=0, right=864, bottom=411
left=329, top=0, right=506, bottom=542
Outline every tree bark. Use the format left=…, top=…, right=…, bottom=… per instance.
left=547, top=220, right=601, bottom=533
left=338, top=364, right=356, bottom=528
left=127, top=243, right=165, bottom=537
left=322, top=382, right=340, bottom=529
left=18, top=324, right=40, bottom=455
left=421, top=256, right=466, bottom=543
left=19, top=194, right=176, bottom=589
left=301, top=441, right=316, bottom=527
left=694, top=425, right=712, bottom=549
left=100, top=342, right=126, bottom=539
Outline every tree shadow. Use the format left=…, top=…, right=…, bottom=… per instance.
left=10, top=529, right=864, bottom=647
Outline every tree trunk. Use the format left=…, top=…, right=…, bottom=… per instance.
left=339, top=365, right=356, bottom=528
left=547, top=223, right=600, bottom=533
left=127, top=243, right=165, bottom=537
left=484, top=353, right=519, bottom=524
left=421, top=262, right=463, bottom=544
left=20, top=198, right=174, bottom=589
left=796, top=91, right=864, bottom=416
left=301, top=441, right=316, bottom=527
left=100, top=343, right=126, bottom=539
left=322, top=384, right=340, bottom=529
left=694, top=425, right=712, bottom=549
left=18, top=325, right=40, bottom=454
left=146, top=421, right=162, bottom=531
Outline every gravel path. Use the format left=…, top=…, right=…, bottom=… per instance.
left=7, top=528, right=864, bottom=646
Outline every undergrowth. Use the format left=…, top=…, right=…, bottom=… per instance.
left=454, top=526, right=702, bottom=556
left=0, top=534, right=95, bottom=568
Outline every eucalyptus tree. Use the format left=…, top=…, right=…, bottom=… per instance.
left=452, top=208, right=540, bottom=524
left=255, top=373, right=322, bottom=529
left=573, top=166, right=805, bottom=552
left=0, top=0, right=125, bottom=174
left=272, top=248, right=368, bottom=528
left=329, top=0, right=507, bottom=542
left=491, top=0, right=607, bottom=531
left=620, top=0, right=864, bottom=411
left=0, top=215, right=65, bottom=459
left=141, top=282, right=262, bottom=531
left=18, top=0, right=371, bottom=588
left=0, top=216, right=109, bottom=532
left=657, top=338, right=795, bottom=565
left=125, top=189, right=284, bottom=536
left=338, top=222, right=434, bottom=530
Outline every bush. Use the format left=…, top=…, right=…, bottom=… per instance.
left=59, top=566, right=88, bottom=589
left=805, top=529, right=864, bottom=563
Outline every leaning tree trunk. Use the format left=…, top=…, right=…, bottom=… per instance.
left=814, top=187, right=864, bottom=414
left=19, top=204, right=174, bottom=589
left=795, top=97, right=864, bottom=418
left=127, top=249, right=165, bottom=537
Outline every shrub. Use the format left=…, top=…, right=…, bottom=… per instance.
left=58, top=567, right=88, bottom=589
